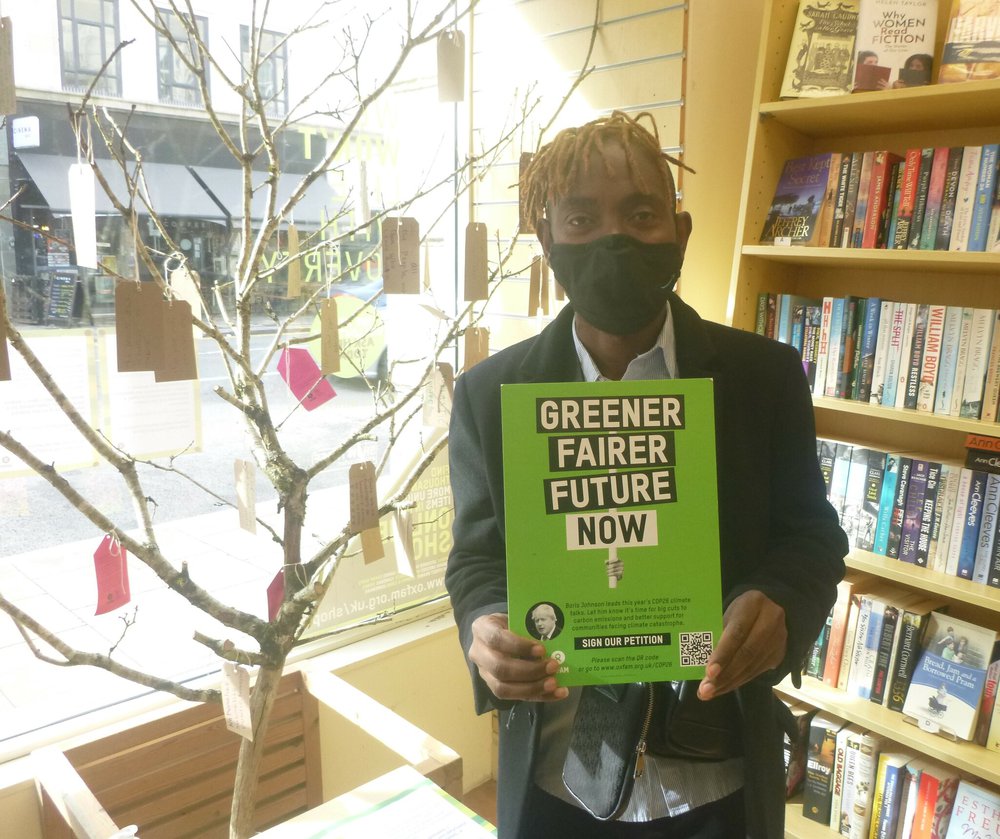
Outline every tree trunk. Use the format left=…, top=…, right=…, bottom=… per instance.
left=229, top=662, right=285, bottom=839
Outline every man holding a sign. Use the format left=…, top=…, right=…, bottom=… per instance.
left=446, top=112, right=848, bottom=838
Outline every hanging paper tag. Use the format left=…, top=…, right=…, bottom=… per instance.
left=464, top=222, right=488, bottom=301
left=168, top=264, right=205, bottom=336
left=319, top=298, right=340, bottom=374
left=464, top=326, right=489, bottom=371
left=0, top=314, right=10, bottom=382
left=381, top=217, right=420, bottom=294
left=356, top=161, right=370, bottom=230
left=234, top=459, right=257, bottom=534
left=423, top=242, right=432, bottom=292
left=518, top=152, right=534, bottom=234
left=436, top=29, right=465, bottom=102
left=154, top=300, right=198, bottom=382
left=94, top=534, right=131, bottom=615
left=527, top=257, right=541, bottom=316
left=277, top=347, right=336, bottom=411
left=392, top=508, right=416, bottom=578
left=68, top=163, right=98, bottom=270
left=266, top=568, right=284, bottom=621
left=423, top=362, right=453, bottom=428
left=115, top=282, right=166, bottom=372
left=540, top=255, right=551, bottom=315
left=349, top=461, right=384, bottom=563
left=0, top=18, right=15, bottom=116
left=285, top=224, right=302, bottom=299
left=221, top=661, right=254, bottom=741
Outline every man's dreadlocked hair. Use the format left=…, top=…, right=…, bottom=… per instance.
left=519, top=110, right=691, bottom=233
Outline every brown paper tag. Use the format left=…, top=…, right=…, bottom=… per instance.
left=349, top=461, right=379, bottom=531
left=115, top=282, right=166, bottom=372
left=381, top=217, right=420, bottom=294
left=285, top=224, right=302, bottom=298
left=0, top=19, right=15, bottom=116
left=319, top=297, right=340, bottom=374
left=361, top=527, right=384, bottom=564
left=527, top=257, right=541, bottom=316
left=464, top=222, right=488, bottom=301
left=464, top=326, right=489, bottom=371
left=518, top=152, right=534, bottom=234
left=0, top=313, right=10, bottom=382
left=437, top=29, right=465, bottom=102
left=540, top=255, right=550, bottom=315
left=155, top=300, right=198, bottom=382
left=234, top=459, right=257, bottom=534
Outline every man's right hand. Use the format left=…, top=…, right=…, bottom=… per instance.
left=469, top=613, right=569, bottom=702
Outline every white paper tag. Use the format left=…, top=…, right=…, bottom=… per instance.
left=774, top=236, right=792, bottom=247
left=169, top=264, right=205, bottom=333
left=221, top=661, right=254, bottom=741
left=68, top=163, right=98, bottom=269
left=234, top=459, right=257, bottom=534
left=422, top=364, right=453, bottom=428
left=392, top=508, right=416, bottom=578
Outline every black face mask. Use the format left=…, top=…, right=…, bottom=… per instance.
left=547, top=234, right=683, bottom=335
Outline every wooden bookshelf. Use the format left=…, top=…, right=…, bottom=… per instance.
left=731, top=2, right=1000, bottom=837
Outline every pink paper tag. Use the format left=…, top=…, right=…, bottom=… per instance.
left=267, top=569, right=284, bottom=622
left=277, top=347, right=336, bottom=411
left=94, top=534, right=130, bottom=615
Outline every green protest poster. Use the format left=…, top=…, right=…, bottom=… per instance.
left=501, top=378, right=723, bottom=686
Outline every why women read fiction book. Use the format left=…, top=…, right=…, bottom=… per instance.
left=852, top=0, right=937, bottom=92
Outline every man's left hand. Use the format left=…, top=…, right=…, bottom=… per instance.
left=697, top=590, right=786, bottom=700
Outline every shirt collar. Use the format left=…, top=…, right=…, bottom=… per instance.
left=571, top=303, right=678, bottom=382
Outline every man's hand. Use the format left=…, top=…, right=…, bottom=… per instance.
left=469, top=613, right=569, bottom=702
left=697, top=590, right=786, bottom=700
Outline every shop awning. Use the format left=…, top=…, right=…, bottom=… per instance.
left=16, top=154, right=229, bottom=220
left=190, top=166, right=347, bottom=227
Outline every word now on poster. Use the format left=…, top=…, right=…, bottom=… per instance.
left=501, top=379, right=724, bottom=686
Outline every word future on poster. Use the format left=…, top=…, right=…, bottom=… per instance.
left=502, top=378, right=723, bottom=686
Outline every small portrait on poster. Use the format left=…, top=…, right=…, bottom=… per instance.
left=526, top=602, right=564, bottom=641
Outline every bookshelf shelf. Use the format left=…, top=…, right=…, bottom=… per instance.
left=777, top=679, right=1000, bottom=786
left=733, top=1, right=1000, bottom=836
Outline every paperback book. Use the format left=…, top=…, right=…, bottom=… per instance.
left=501, top=379, right=724, bottom=686
left=761, top=154, right=836, bottom=244
left=781, top=0, right=862, bottom=98
left=853, top=0, right=936, bottom=91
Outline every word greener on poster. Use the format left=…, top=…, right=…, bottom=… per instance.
left=502, top=379, right=724, bottom=686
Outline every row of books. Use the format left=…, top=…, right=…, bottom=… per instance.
left=759, top=143, right=1000, bottom=251
left=819, top=439, right=1000, bottom=586
left=791, top=699, right=1000, bottom=838
left=758, top=296, right=1000, bottom=422
left=781, top=0, right=999, bottom=98
left=796, top=605, right=1000, bottom=835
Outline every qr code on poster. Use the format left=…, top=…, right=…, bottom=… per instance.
left=679, top=631, right=713, bottom=666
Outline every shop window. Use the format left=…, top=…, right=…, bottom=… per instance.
left=156, top=9, right=208, bottom=107
left=58, top=0, right=121, bottom=97
left=240, top=25, right=288, bottom=118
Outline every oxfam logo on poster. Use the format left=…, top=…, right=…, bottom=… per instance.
left=308, top=290, right=384, bottom=378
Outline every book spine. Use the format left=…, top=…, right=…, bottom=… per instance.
left=831, top=153, right=854, bottom=248
left=893, top=303, right=917, bottom=409
left=858, top=448, right=885, bottom=552
left=957, top=470, right=988, bottom=579
left=815, top=296, right=834, bottom=396
left=826, top=297, right=846, bottom=397
left=870, top=605, right=901, bottom=706
left=803, top=718, right=842, bottom=824
left=948, top=145, right=981, bottom=251
left=915, top=461, right=941, bottom=568
left=847, top=596, right=876, bottom=697
left=949, top=308, right=975, bottom=417
left=838, top=297, right=861, bottom=399
left=908, top=147, right=935, bottom=249
left=852, top=152, right=875, bottom=248
left=918, top=146, right=951, bottom=250
left=975, top=658, right=1000, bottom=746
left=916, top=304, right=946, bottom=412
left=933, top=305, right=965, bottom=415
left=960, top=308, right=997, bottom=419
left=977, top=311, right=1000, bottom=422
left=862, top=152, right=899, bottom=249
left=881, top=302, right=908, bottom=407
left=755, top=293, right=769, bottom=335
left=838, top=594, right=864, bottom=692
left=903, top=303, right=928, bottom=410
left=873, top=454, right=899, bottom=555
left=929, top=464, right=956, bottom=572
left=887, top=457, right=913, bottom=559
left=973, top=472, right=1000, bottom=583
left=893, top=148, right=923, bottom=249
left=933, top=146, right=965, bottom=250
left=842, top=151, right=864, bottom=248
left=969, top=144, right=1000, bottom=251
left=823, top=581, right=855, bottom=687
left=857, top=297, right=882, bottom=402
left=869, top=300, right=895, bottom=405
left=882, top=161, right=904, bottom=250
left=989, top=494, right=1000, bottom=586
left=886, top=610, right=929, bottom=712
left=945, top=468, right=974, bottom=576
left=899, top=459, right=930, bottom=563
left=847, top=733, right=881, bottom=839
left=875, top=760, right=905, bottom=839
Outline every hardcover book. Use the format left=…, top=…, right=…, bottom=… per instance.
left=901, top=611, right=1000, bottom=741
left=852, top=0, right=937, bottom=91
left=501, top=379, right=724, bottom=686
left=781, top=0, right=862, bottom=98
left=761, top=154, right=837, bottom=244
